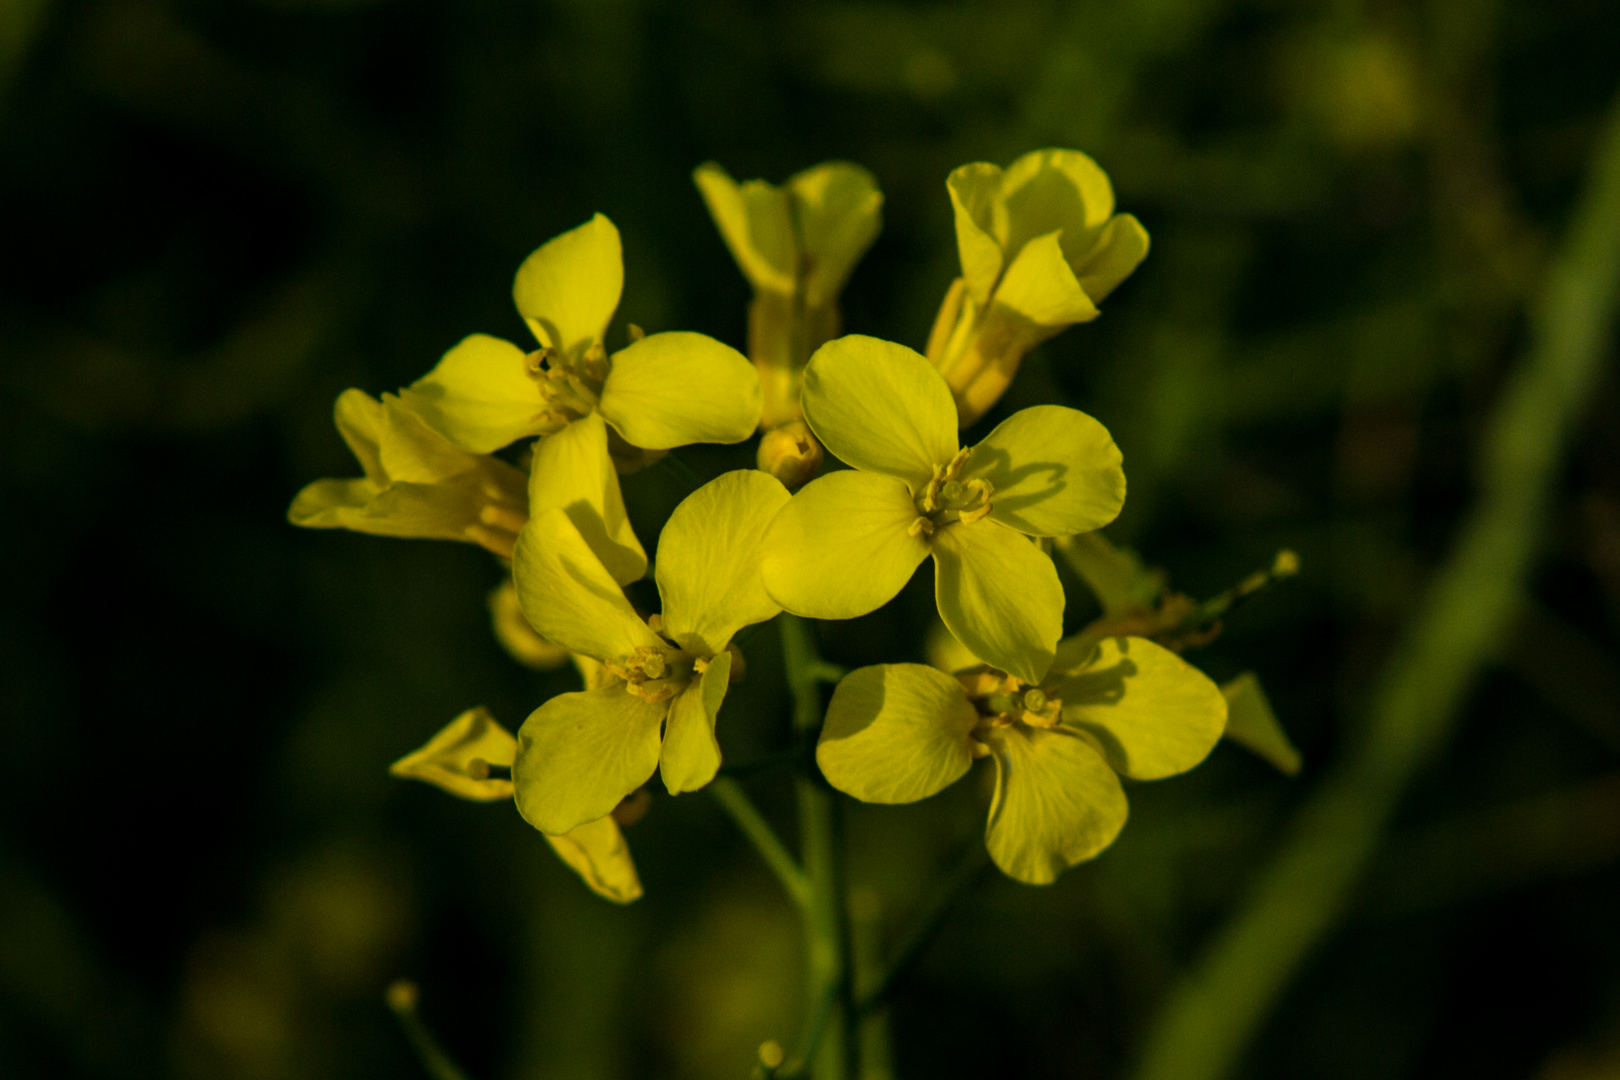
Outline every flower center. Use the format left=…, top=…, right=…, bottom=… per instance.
left=526, top=342, right=607, bottom=432
left=911, top=448, right=994, bottom=537
left=955, top=666, right=1064, bottom=756
left=603, top=644, right=701, bottom=703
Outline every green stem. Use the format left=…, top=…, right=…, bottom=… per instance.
left=856, top=841, right=988, bottom=1018
left=778, top=614, right=854, bottom=1080
left=385, top=981, right=475, bottom=1080
left=711, top=777, right=811, bottom=914
left=1131, top=87, right=1620, bottom=1080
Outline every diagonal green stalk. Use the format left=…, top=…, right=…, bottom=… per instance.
left=386, top=981, right=475, bottom=1080
left=1131, top=87, right=1620, bottom=1080
left=711, top=776, right=811, bottom=914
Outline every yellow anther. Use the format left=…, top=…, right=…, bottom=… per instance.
left=908, top=516, right=935, bottom=538
left=968, top=738, right=992, bottom=759
left=693, top=656, right=710, bottom=674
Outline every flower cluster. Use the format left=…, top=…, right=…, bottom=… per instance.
left=291, top=148, right=1227, bottom=897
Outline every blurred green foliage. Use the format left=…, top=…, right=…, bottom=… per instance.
left=2, top=1, right=1619, bottom=1079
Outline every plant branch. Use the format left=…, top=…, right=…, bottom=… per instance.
left=385, top=980, right=475, bottom=1080
left=856, top=841, right=989, bottom=1018
left=711, top=776, right=811, bottom=913
left=1131, top=86, right=1620, bottom=1080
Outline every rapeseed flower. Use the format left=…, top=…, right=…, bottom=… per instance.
left=390, top=707, right=641, bottom=903
left=400, top=214, right=761, bottom=583
left=288, top=388, right=528, bottom=557
left=510, top=470, right=790, bottom=835
left=927, top=149, right=1149, bottom=426
left=694, top=162, right=882, bottom=428
left=816, top=636, right=1226, bottom=884
left=760, top=335, right=1125, bottom=684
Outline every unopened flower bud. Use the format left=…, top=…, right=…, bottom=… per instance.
left=757, top=421, right=824, bottom=489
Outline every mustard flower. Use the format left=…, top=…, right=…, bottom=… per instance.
left=510, top=471, right=791, bottom=835
left=927, top=149, right=1150, bottom=426
left=288, top=388, right=528, bottom=557
left=399, top=214, right=762, bottom=583
left=390, top=707, right=641, bottom=903
left=816, top=636, right=1226, bottom=884
left=760, top=335, right=1125, bottom=684
left=694, top=161, right=883, bottom=432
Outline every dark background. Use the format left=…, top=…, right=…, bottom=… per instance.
left=2, top=1, right=1619, bottom=1077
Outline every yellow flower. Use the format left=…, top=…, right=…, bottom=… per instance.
left=760, top=335, right=1125, bottom=683
left=287, top=388, right=528, bottom=557
left=694, top=161, right=883, bottom=479
left=389, top=707, right=642, bottom=903
left=509, top=470, right=791, bottom=835
left=488, top=578, right=571, bottom=670
left=926, top=149, right=1149, bottom=427
left=816, top=637, right=1226, bottom=884
left=399, top=214, right=762, bottom=583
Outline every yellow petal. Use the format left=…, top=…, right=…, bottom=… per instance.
left=800, top=335, right=958, bottom=489
left=1220, top=672, right=1301, bottom=775
left=932, top=519, right=1062, bottom=685
left=659, top=650, right=732, bottom=795
left=761, top=470, right=929, bottom=620
left=512, top=685, right=667, bottom=835
left=388, top=706, right=517, bottom=802
left=512, top=508, right=662, bottom=661
left=998, top=147, right=1115, bottom=262
left=947, top=161, right=1006, bottom=306
left=489, top=579, right=571, bottom=670
left=817, top=664, right=979, bottom=803
left=692, top=163, right=797, bottom=295
left=287, top=477, right=383, bottom=529
left=965, top=405, right=1126, bottom=537
left=787, top=161, right=884, bottom=309
left=528, top=412, right=647, bottom=585
left=332, top=388, right=385, bottom=482
left=543, top=816, right=643, bottom=904
left=598, top=332, right=761, bottom=450
left=377, top=394, right=490, bottom=484
left=1055, top=637, right=1227, bottom=780
left=657, top=471, right=791, bottom=654
left=984, top=724, right=1126, bottom=885
left=1074, top=213, right=1150, bottom=304
left=990, top=230, right=1098, bottom=328
left=512, top=214, right=623, bottom=356
left=397, top=334, right=544, bottom=454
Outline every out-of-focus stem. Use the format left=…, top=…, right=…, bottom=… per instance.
left=711, top=777, right=811, bottom=914
left=385, top=980, right=475, bottom=1080
left=1131, top=88, right=1620, bottom=1080
left=778, top=614, right=855, bottom=1080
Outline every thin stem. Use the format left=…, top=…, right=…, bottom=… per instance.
left=711, top=776, right=811, bottom=913
left=1131, top=87, right=1620, bottom=1080
left=659, top=451, right=705, bottom=489
left=777, top=613, right=854, bottom=1080
left=856, top=841, right=989, bottom=1018
left=385, top=980, right=475, bottom=1080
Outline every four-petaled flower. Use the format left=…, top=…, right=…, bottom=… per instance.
left=510, top=470, right=790, bottom=835
left=816, top=636, right=1226, bottom=883
left=390, top=707, right=642, bottom=903
left=761, top=334, right=1125, bottom=684
left=927, top=149, right=1149, bottom=426
left=399, top=214, right=762, bottom=584
left=288, top=388, right=528, bottom=557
